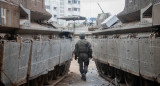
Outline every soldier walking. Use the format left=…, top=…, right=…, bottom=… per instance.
left=74, top=33, right=92, bottom=81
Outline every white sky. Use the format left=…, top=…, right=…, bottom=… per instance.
left=81, top=0, right=125, bottom=18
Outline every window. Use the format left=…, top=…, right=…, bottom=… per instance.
left=72, top=0, right=77, bottom=4
left=60, top=10, right=64, bottom=13
left=78, top=1, right=80, bottom=4
left=53, top=7, right=57, bottom=10
left=74, top=8, right=77, bottom=11
left=72, top=8, right=80, bottom=11
left=54, top=15, right=57, bottom=18
left=60, top=14, right=64, bottom=16
left=60, top=7, right=64, bottom=9
left=68, top=8, right=71, bottom=11
left=72, top=8, right=78, bottom=11
left=78, top=8, right=80, bottom=11
left=68, top=0, right=72, bottom=4
left=46, top=5, right=50, bottom=9
left=60, top=2, right=64, bottom=5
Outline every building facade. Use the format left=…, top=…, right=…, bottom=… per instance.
left=45, top=0, right=81, bottom=26
left=45, top=0, right=59, bottom=22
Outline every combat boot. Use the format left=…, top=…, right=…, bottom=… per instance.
left=81, top=73, right=86, bottom=81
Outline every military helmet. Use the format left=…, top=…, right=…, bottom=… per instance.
left=79, top=33, right=85, bottom=39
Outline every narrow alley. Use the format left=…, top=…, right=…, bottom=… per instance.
left=1, top=0, right=160, bottom=86
left=56, top=60, right=109, bottom=86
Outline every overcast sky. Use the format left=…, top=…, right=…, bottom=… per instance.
left=81, top=0, right=125, bottom=18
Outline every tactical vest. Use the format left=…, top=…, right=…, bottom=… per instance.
left=77, top=40, right=89, bottom=53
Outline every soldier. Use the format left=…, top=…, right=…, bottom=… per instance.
left=74, top=33, right=92, bottom=81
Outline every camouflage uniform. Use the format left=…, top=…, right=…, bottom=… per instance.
left=74, top=34, right=92, bottom=81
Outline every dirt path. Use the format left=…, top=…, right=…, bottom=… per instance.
left=56, top=59, right=109, bottom=86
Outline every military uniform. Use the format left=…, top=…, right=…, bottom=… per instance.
left=74, top=34, right=92, bottom=81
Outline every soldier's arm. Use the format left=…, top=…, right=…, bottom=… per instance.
left=73, top=43, right=77, bottom=53
left=88, top=42, right=92, bottom=58
left=74, top=43, right=78, bottom=60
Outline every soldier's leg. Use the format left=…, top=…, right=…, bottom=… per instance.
left=79, top=62, right=84, bottom=75
left=79, top=61, right=86, bottom=81
left=84, top=60, right=89, bottom=74
left=78, top=58, right=84, bottom=75
left=82, top=60, right=89, bottom=81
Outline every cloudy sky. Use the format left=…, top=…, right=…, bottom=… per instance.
left=81, top=0, right=125, bottom=18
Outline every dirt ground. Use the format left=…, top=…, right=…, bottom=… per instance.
left=56, top=59, right=109, bottom=86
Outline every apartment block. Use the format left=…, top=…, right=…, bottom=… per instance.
left=45, top=0, right=81, bottom=26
